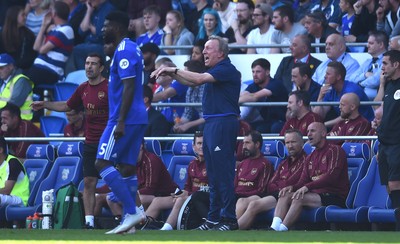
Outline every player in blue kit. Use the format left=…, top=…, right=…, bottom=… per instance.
left=95, top=11, right=148, bottom=234
left=152, top=35, right=241, bottom=231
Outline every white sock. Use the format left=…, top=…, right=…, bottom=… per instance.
left=270, top=217, right=282, bottom=230
left=160, top=223, right=173, bottom=231
left=85, top=215, right=94, bottom=227
left=278, top=223, right=288, bottom=231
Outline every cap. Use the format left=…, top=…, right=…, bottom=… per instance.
left=256, top=3, right=273, bottom=18
left=140, top=43, right=160, bottom=56
left=0, top=53, right=15, bottom=67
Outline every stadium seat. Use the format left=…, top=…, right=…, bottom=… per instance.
left=368, top=195, right=395, bottom=230
left=372, top=140, right=379, bottom=155
left=26, top=144, right=55, bottom=163
left=144, top=139, right=162, bottom=158
left=325, top=156, right=386, bottom=228
left=167, top=139, right=196, bottom=189
left=54, top=82, right=79, bottom=101
left=262, top=140, right=285, bottom=170
left=40, top=116, right=67, bottom=137
left=303, top=142, right=315, bottom=155
left=297, top=143, right=370, bottom=227
left=64, top=70, right=87, bottom=85
left=57, top=141, right=84, bottom=158
left=5, top=154, right=82, bottom=222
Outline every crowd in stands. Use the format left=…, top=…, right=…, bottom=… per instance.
left=0, top=0, right=399, bottom=232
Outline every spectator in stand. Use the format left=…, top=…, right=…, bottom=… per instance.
left=0, top=136, right=29, bottom=209
left=0, top=6, right=37, bottom=71
left=0, top=103, right=45, bottom=160
left=196, top=8, right=226, bottom=42
left=191, top=39, right=206, bottom=63
left=246, top=3, right=276, bottom=54
left=339, top=0, right=364, bottom=52
left=126, top=0, right=171, bottom=40
left=376, top=0, right=400, bottom=37
left=239, top=58, right=288, bottom=133
left=293, top=0, right=315, bottom=23
left=173, top=60, right=206, bottom=134
left=61, top=0, right=87, bottom=45
left=140, top=43, right=160, bottom=90
left=143, top=85, right=171, bottom=137
left=313, top=61, right=374, bottom=127
left=25, top=0, right=51, bottom=36
left=328, top=93, right=371, bottom=145
left=148, top=132, right=208, bottom=230
left=161, top=10, right=194, bottom=55
left=312, top=33, right=360, bottom=86
left=25, top=1, right=74, bottom=97
left=310, top=0, right=342, bottom=29
left=136, top=5, right=164, bottom=47
left=64, top=108, right=85, bottom=137
left=212, top=0, right=237, bottom=33
left=153, top=61, right=188, bottom=126
left=270, top=5, right=307, bottom=53
left=186, top=0, right=212, bottom=37
left=274, top=34, right=322, bottom=93
left=304, top=11, right=338, bottom=53
left=0, top=0, right=25, bottom=28
left=350, top=0, right=379, bottom=46
left=280, top=91, right=322, bottom=136
left=234, top=130, right=274, bottom=219
left=237, top=129, right=307, bottom=230
left=349, top=30, right=388, bottom=100
left=70, top=0, right=114, bottom=70
left=291, top=63, right=322, bottom=102
left=226, top=0, right=255, bottom=54
left=0, top=54, right=34, bottom=121
left=31, top=52, right=108, bottom=229
left=389, top=35, right=400, bottom=50
left=270, top=122, right=349, bottom=231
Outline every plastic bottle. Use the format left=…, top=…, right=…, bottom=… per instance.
left=26, top=216, right=32, bottom=229
left=173, top=109, right=181, bottom=124
left=32, top=213, right=39, bottom=229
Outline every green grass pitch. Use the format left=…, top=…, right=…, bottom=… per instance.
left=0, top=230, right=398, bottom=244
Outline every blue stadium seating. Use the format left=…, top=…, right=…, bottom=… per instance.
left=167, top=139, right=196, bottom=189
left=64, top=70, right=87, bottom=85
left=302, top=142, right=315, bottom=155
left=26, top=144, right=55, bottom=162
left=262, top=140, right=285, bottom=170
left=145, top=139, right=162, bottom=158
left=325, top=156, right=385, bottom=228
left=54, top=82, right=79, bottom=101
left=5, top=154, right=82, bottom=222
left=40, top=116, right=67, bottom=137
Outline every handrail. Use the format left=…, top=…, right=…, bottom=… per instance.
left=159, top=42, right=368, bottom=50
left=151, top=101, right=382, bottom=107
left=4, top=135, right=378, bottom=142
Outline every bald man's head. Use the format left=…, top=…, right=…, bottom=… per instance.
left=340, top=93, right=360, bottom=119
left=307, top=122, right=327, bottom=148
left=326, top=33, right=346, bottom=60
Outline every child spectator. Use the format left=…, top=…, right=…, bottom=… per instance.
left=136, top=5, right=164, bottom=46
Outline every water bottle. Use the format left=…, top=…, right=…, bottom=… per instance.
left=32, top=213, right=39, bottom=229
left=26, top=216, right=32, bottom=229
left=42, top=189, right=54, bottom=229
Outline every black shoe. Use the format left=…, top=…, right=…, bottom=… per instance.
left=84, top=222, right=94, bottom=230
left=140, top=216, right=164, bottom=230
left=195, top=219, right=219, bottom=230
left=212, top=218, right=238, bottom=231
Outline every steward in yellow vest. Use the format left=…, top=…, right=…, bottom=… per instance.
left=0, top=54, right=34, bottom=120
left=0, top=136, right=29, bottom=207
